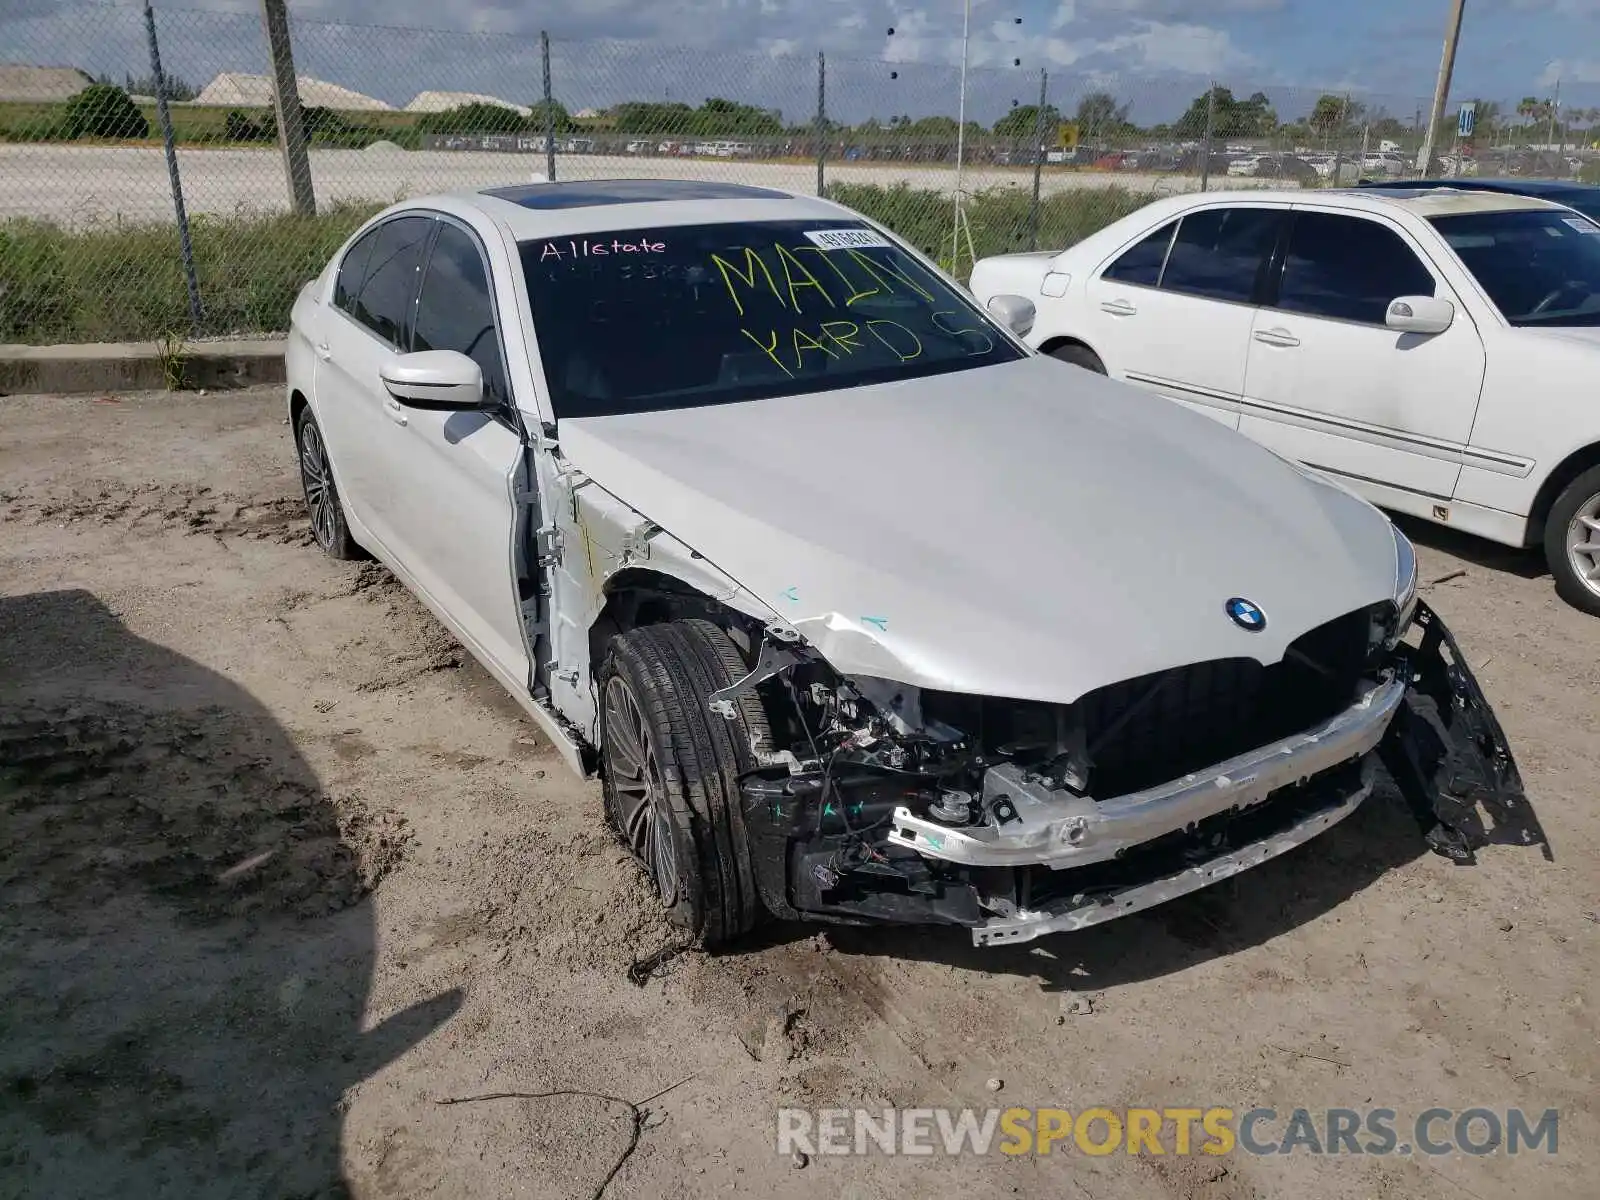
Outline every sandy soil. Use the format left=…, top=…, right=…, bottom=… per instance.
left=0, top=144, right=1283, bottom=227
left=1, top=386, right=1595, bottom=1199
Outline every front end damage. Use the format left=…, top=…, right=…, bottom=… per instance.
left=715, top=601, right=1541, bottom=947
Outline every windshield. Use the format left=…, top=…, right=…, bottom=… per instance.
left=1431, top=208, right=1600, bottom=326
left=518, top=219, right=1022, bottom=418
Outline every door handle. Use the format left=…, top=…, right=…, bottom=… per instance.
left=1100, top=299, right=1138, bottom=317
left=1253, top=327, right=1300, bottom=347
left=314, top=341, right=332, bottom=361
left=383, top=399, right=408, bottom=427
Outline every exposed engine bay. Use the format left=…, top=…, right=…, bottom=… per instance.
left=711, top=600, right=1543, bottom=946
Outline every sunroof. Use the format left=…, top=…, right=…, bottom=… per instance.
left=481, top=179, right=791, bottom=209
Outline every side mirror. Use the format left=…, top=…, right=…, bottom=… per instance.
left=1386, top=295, right=1455, bottom=335
left=986, top=293, right=1036, bottom=337
left=378, top=350, right=488, bottom=410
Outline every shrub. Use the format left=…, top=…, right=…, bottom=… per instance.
left=417, top=102, right=531, bottom=136
left=59, top=84, right=149, bottom=140
left=224, top=109, right=275, bottom=142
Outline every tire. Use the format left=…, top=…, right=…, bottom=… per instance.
left=1544, top=464, right=1600, bottom=617
left=599, top=619, right=771, bottom=946
left=1048, top=343, right=1107, bottom=374
left=294, top=408, right=361, bottom=561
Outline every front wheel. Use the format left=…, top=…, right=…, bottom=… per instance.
left=600, top=620, right=771, bottom=946
left=1048, top=343, right=1107, bottom=374
left=1544, top=464, right=1600, bottom=616
left=294, top=408, right=361, bottom=560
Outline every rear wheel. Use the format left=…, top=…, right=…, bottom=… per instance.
left=1048, top=343, right=1107, bottom=374
left=1544, top=464, right=1600, bottom=616
left=294, top=409, right=361, bottom=560
left=600, top=620, right=771, bottom=946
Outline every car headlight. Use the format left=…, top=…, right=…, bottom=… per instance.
left=1391, top=526, right=1418, bottom=646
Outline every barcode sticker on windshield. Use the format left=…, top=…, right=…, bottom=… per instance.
left=1563, top=216, right=1600, bottom=233
left=803, top=228, right=891, bottom=251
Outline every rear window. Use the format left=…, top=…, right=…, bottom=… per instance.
left=518, top=219, right=1022, bottom=419
left=1432, top=208, right=1600, bottom=326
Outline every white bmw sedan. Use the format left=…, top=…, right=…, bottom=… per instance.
left=287, top=180, right=1532, bottom=947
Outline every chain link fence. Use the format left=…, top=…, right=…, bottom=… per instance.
left=3, top=1, right=1597, bottom=344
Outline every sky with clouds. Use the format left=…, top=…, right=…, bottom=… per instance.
left=8, top=1, right=1600, bottom=123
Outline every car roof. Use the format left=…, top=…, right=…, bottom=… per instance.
left=1362, top=177, right=1596, bottom=198
left=1331, top=186, right=1572, bottom=217
left=480, top=179, right=789, bottom=208
left=404, top=178, right=849, bottom=240
left=1136, top=186, right=1567, bottom=217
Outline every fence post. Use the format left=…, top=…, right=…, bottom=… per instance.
left=259, top=0, right=315, bottom=216
left=1199, top=82, right=1216, bottom=192
left=815, top=51, right=827, bottom=196
left=1028, top=69, right=1047, bottom=250
left=1330, top=93, right=1349, bottom=185
left=143, top=0, right=202, bottom=335
left=541, top=31, right=557, bottom=182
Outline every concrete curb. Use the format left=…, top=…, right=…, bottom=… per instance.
left=0, top=339, right=286, bottom=396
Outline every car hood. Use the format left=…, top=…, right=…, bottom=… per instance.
left=557, top=356, right=1399, bottom=704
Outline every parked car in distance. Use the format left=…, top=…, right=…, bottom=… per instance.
left=970, top=186, right=1600, bottom=615
left=286, top=178, right=1527, bottom=949
left=1358, top=176, right=1600, bottom=222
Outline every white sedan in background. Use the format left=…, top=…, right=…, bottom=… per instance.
left=971, top=187, right=1600, bottom=615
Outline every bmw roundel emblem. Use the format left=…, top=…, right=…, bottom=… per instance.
left=1225, top=597, right=1267, bottom=632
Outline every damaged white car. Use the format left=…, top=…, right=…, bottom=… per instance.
left=286, top=179, right=1535, bottom=947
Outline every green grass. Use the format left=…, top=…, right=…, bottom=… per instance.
left=0, top=183, right=1151, bottom=344
left=0, top=203, right=381, bottom=343
left=827, top=182, right=1153, bottom=275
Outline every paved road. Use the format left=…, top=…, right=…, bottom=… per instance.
left=0, top=143, right=1285, bottom=226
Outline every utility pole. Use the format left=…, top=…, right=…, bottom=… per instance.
left=1416, top=0, right=1467, bottom=176
left=950, top=0, right=972, bottom=273
left=1547, top=78, right=1562, bottom=154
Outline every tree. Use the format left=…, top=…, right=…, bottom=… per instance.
left=609, top=101, right=695, bottom=134
left=526, top=98, right=573, bottom=134
left=1309, top=94, right=1360, bottom=139
left=1174, top=86, right=1231, bottom=139
left=224, top=109, right=274, bottom=142
left=1075, top=91, right=1129, bottom=140
left=993, top=103, right=1061, bottom=139
left=416, top=102, right=530, bottom=136
left=121, top=72, right=197, bottom=101
left=59, top=84, right=149, bottom=140
left=1233, top=91, right=1277, bottom=137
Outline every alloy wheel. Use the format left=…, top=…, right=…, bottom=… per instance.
left=602, top=674, right=679, bottom=905
left=1565, top=491, right=1600, bottom=600
left=298, top=422, right=338, bottom=551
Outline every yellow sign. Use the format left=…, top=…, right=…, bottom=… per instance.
left=1056, top=122, right=1079, bottom=150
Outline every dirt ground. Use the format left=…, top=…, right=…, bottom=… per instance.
left=1, top=385, right=1595, bottom=1200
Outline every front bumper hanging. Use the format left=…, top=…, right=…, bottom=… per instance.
left=738, top=600, right=1543, bottom=943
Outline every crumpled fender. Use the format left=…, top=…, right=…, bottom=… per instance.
left=1379, top=601, right=1550, bottom=864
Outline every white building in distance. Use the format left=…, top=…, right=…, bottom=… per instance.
left=195, top=72, right=392, bottom=110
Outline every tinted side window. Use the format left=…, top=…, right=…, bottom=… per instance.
left=1277, top=212, right=1435, bottom=324
left=412, top=224, right=509, bottom=404
left=1160, top=208, right=1282, bottom=304
left=335, top=228, right=379, bottom=314
left=350, top=216, right=432, bottom=347
left=1103, top=221, right=1176, bottom=286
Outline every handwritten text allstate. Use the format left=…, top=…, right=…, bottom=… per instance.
left=538, top=238, right=667, bottom=260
